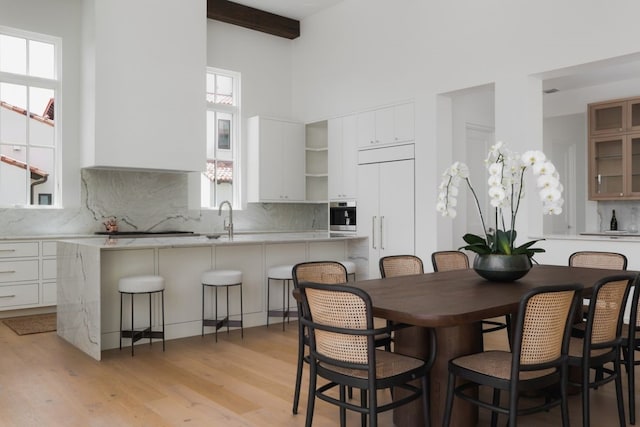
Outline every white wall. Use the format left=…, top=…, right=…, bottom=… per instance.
left=291, top=0, right=640, bottom=263
left=206, top=19, right=295, bottom=207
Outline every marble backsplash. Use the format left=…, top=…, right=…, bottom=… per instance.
left=596, top=201, right=640, bottom=233
left=0, top=169, right=328, bottom=237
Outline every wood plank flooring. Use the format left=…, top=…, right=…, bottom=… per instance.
left=0, top=319, right=634, bottom=426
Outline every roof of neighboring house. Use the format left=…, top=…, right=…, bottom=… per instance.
left=204, top=160, right=233, bottom=183
left=0, top=155, right=48, bottom=179
left=0, top=99, right=54, bottom=126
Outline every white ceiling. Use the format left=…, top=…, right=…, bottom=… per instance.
left=231, top=0, right=343, bottom=20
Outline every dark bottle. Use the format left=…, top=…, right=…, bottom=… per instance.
left=611, top=210, right=618, bottom=231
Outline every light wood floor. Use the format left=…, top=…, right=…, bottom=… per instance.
left=0, top=319, right=634, bottom=426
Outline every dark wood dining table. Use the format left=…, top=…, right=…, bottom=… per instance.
left=351, top=264, right=630, bottom=427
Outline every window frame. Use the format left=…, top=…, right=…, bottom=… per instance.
left=0, top=25, right=62, bottom=208
left=203, top=66, right=241, bottom=209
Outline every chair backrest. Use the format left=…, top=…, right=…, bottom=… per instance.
left=431, top=250, right=470, bottom=272
left=568, top=251, right=627, bottom=270
left=292, top=261, right=348, bottom=287
left=513, top=284, right=582, bottom=369
left=584, top=273, right=637, bottom=347
left=299, top=282, right=374, bottom=365
left=379, top=255, right=424, bottom=278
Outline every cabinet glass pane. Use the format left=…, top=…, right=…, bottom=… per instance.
left=594, top=106, right=623, bottom=132
left=632, top=136, right=640, bottom=193
left=632, top=103, right=640, bottom=128
left=594, top=138, right=623, bottom=195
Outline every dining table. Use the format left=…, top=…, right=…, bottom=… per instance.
left=350, top=264, right=631, bottom=427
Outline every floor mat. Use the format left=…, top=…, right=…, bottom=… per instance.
left=3, top=313, right=56, bottom=335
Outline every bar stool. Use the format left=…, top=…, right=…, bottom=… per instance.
left=340, top=260, right=356, bottom=281
left=202, top=269, right=243, bottom=342
left=267, top=264, right=297, bottom=331
left=118, top=275, right=165, bottom=356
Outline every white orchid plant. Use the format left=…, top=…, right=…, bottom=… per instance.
left=436, top=141, right=564, bottom=258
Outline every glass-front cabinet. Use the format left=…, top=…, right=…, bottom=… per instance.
left=589, top=96, right=640, bottom=200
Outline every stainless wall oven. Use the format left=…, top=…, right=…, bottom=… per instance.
left=329, top=201, right=356, bottom=233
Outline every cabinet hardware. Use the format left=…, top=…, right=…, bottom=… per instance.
left=0, top=294, right=15, bottom=298
left=372, top=216, right=377, bottom=249
left=0, top=270, right=16, bottom=274
left=380, top=216, right=385, bottom=250
left=0, top=249, right=16, bottom=252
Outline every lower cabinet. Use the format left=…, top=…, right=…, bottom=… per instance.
left=0, top=240, right=57, bottom=311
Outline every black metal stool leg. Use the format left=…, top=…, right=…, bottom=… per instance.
left=161, top=290, right=165, bottom=351
left=202, top=284, right=205, bottom=336
left=240, top=283, right=244, bottom=339
left=267, top=278, right=271, bottom=327
left=281, top=278, right=286, bottom=331
left=215, top=285, right=219, bottom=343
left=130, top=293, right=135, bottom=356
left=148, top=292, right=152, bottom=346
left=119, top=293, right=123, bottom=350
left=226, top=285, right=230, bottom=336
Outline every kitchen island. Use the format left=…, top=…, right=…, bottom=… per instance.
left=57, top=232, right=367, bottom=360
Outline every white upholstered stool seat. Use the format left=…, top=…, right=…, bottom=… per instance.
left=202, top=270, right=243, bottom=286
left=118, top=275, right=165, bottom=293
left=267, top=264, right=296, bottom=330
left=201, top=269, right=243, bottom=342
left=118, top=275, right=166, bottom=356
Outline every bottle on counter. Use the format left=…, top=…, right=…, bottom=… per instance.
left=610, top=209, right=618, bottom=231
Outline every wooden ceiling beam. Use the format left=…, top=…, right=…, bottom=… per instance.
left=207, top=0, right=300, bottom=40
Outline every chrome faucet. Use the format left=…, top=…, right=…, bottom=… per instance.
left=218, top=200, right=233, bottom=239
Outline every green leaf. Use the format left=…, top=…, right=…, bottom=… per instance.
left=495, top=230, right=512, bottom=255
left=462, top=233, right=486, bottom=245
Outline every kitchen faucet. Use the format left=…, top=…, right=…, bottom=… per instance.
left=218, top=200, right=233, bottom=239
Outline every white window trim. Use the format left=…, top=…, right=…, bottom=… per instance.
left=0, top=25, right=62, bottom=208
left=205, top=66, right=241, bottom=209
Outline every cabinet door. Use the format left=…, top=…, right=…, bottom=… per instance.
left=379, top=159, right=415, bottom=259
left=590, top=101, right=626, bottom=136
left=629, top=134, right=640, bottom=196
left=327, top=118, right=343, bottom=200
left=357, top=163, right=380, bottom=278
left=374, top=106, right=394, bottom=145
left=394, top=102, right=415, bottom=143
left=281, top=121, right=306, bottom=201
left=628, top=98, right=640, bottom=132
left=357, top=110, right=376, bottom=148
left=590, top=136, right=625, bottom=199
left=341, top=114, right=358, bottom=199
left=259, top=119, right=284, bottom=200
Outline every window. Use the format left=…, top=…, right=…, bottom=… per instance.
left=0, top=26, right=60, bottom=207
left=202, top=67, right=240, bottom=208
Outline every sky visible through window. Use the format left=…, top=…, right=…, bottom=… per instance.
left=0, top=34, right=54, bottom=116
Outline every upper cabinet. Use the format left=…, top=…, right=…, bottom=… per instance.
left=247, top=116, right=306, bottom=203
left=589, top=97, right=640, bottom=136
left=328, top=115, right=357, bottom=200
left=357, top=102, right=414, bottom=149
left=80, top=0, right=206, bottom=171
left=589, top=96, right=640, bottom=200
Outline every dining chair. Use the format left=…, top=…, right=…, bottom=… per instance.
left=379, top=254, right=424, bottom=278
left=621, top=281, right=640, bottom=425
left=568, top=251, right=628, bottom=270
left=443, top=283, right=582, bottom=427
left=291, top=261, right=392, bottom=415
left=431, top=250, right=511, bottom=340
left=568, top=273, right=638, bottom=427
left=298, top=281, right=434, bottom=427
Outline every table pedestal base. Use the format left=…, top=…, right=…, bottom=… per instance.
left=393, top=322, right=483, bottom=427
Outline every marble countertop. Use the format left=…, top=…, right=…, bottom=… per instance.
left=57, top=232, right=363, bottom=249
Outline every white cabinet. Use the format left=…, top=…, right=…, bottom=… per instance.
left=357, top=102, right=415, bottom=148
left=247, top=116, right=306, bottom=202
left=328, top=115, right=358, bottom=200
left=0, top=240, right=56, bottom=310
left=358, top=147, right=415, bottom=278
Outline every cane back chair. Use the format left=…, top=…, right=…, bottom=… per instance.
left=298, top=281, right=434, bottom=427
left=444, top=283, right=582, bottom=427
